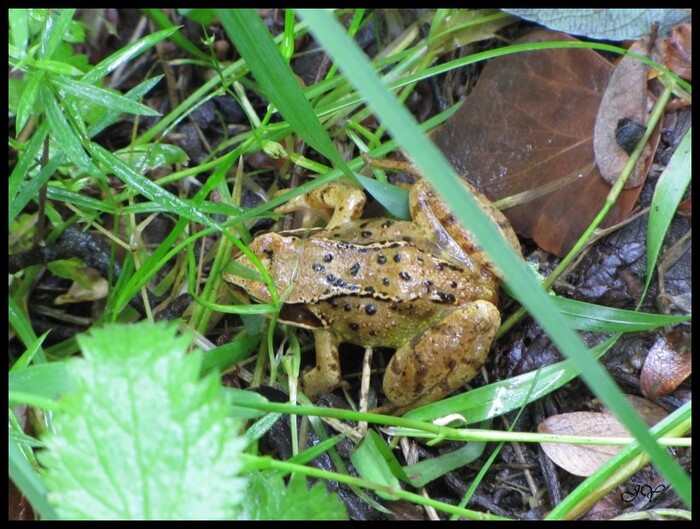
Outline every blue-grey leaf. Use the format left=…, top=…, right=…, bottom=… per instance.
left=503, top=9, right=690, bottom=41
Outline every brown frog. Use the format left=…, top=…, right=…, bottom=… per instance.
left=224, top=177, right=520, bottom=412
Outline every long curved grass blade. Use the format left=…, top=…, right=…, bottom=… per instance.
left=554, top=296, right=689, bottom=332
left=216, top=9, right=354, bottom=180
left=298, top=9, right=691, bottom=507
left=52, top=77, right=161, bottom=116
left=82, top=26, right=179, bottom=84
left=86, top=142, right=215, bottom=229
left=39, top=84, right=93, bottom=172
left=9, top=122, right=49, bottom=222
left=644, top=127, right=691, bottom=298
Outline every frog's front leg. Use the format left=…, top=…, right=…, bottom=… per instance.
left=299, top=328, right=345, bottom=398
left=382, top=300, right=500, bottom=413
left=275, top=183, right=366, bottom=230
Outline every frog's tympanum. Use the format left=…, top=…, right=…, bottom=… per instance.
left=224, top=178, right=521, bottom=413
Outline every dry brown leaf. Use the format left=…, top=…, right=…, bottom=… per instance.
left=640, top=334, right=692, bottom=398
left=539, top=412, right=628, bottom=477
left=593, top=38, right=659, bottom=188
left=539, top=396, right=668, bottom=477
left=432, top=29, right=643, bottom=256
left=652, top=22, right=692, bottom=80
left=602, top=394, right=669, bottom=427
left=54, top=268, right=109, bottom=304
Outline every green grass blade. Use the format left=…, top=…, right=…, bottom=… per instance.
left=87, top=75, right=164, bottom=137
left=142, top=9, right=213, bottom=62
left=8, top=8, right=29, bottom=56
left=86, top=142, right=215, bottom=229
left=554, top=296, right=689, bottom=332
left=644, top=127, right=691, bottom=298
left=9, top=438, right=58, bottom=520
left=216, top=9, right=354, bottom=181
left=404, top=337, right=612, bottom=423
left=81, top=26, right=179, bottom=84
left=15, top=71, right=44, bottom=135
left=298, top=9, right=691, bottom=507
left=39, top=84, right=93, bottom=172
left=39, top=8, right=76, bottom=60
left=9, top=121, right=49, bottom=222
left=51, top=77, right=161, bottom=116
left=12, top=150, right=66, bottom=223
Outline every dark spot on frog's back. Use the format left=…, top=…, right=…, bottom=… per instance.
left=399, top=271, right=411, bottom=281
left=377, top=255, right=387, bottom=265
left=380, top=220, right=394, bottom=229
left=326, top=274, right=349, bottom=289
left=312, top=263, right=325, bottom=272
left=349, top=262, right=361, bottom=277
left=349, top=322, right=360, bottom=331
left=324, top=253, right=334, bottom=263
left=436, top=292, right=456, bottom=304
left=361, top=230, right=373, bottom=238
left=365, top=304, right=377, bottom=315
left=393, top=254, right=402, bottom=263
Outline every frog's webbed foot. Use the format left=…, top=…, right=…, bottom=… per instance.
left=382, top=300, right=500, bottom=413
left=274, top=183, right=366, bottom=230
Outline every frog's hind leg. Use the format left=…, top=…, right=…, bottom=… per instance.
left=299, top=328, right=346, bottom=399
left=275, top=184, right=366, bottom=230
left=382, top=300, right=500, bottom=413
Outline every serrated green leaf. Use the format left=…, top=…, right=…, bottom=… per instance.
left=241, top=472, right=348, bottom=520
left=38, top=322, right=247, bottom=519
left=503, top=8, right=690, bottom=41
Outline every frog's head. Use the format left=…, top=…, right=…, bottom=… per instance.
left=224, top=232, right=301, bottom=303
